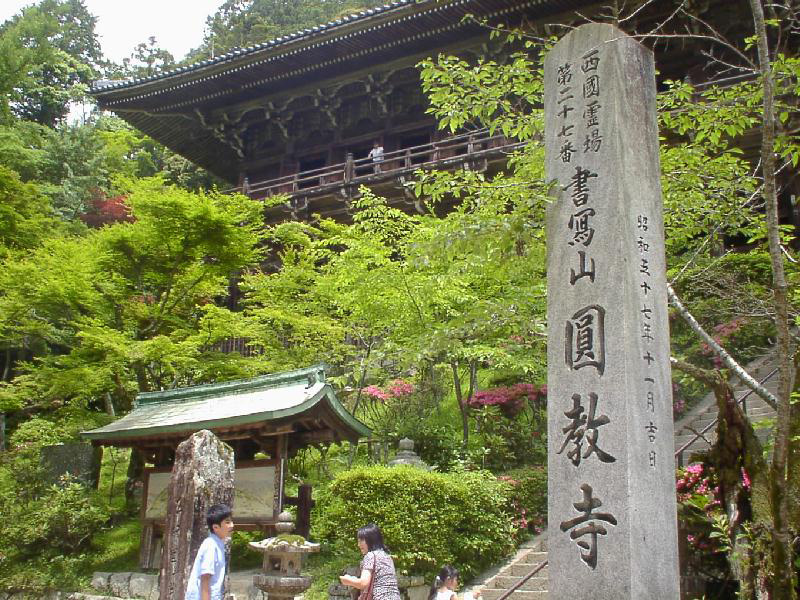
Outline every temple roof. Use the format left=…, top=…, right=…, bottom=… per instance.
left=89, top=0, right=599, bottom=182
left=82, top=365, right=370, bottom=447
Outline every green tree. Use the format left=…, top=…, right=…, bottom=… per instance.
left=0, top=166, right=61, bottom=261
left=0, top=0, right=100, bottom=126
left=115, top=36, right=176, bottom=78
left=0, top=178, right=267, bottom=414
left=189, top=0, right=388, bottom=60
left=242, top=177, right=548, bottom=448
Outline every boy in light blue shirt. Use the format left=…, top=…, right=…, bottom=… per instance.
left=185, top=504, right=234, bottom=600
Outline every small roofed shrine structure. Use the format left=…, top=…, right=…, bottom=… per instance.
left=82, top=365, right=369, bottom=569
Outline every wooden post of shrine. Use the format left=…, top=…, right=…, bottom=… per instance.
left=296, top=484, right=314, bottom=538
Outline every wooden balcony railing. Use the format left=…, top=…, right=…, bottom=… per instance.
left=231, top=128, right=524, bottom=200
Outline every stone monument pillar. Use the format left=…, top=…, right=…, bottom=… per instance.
left=158, top=430, right=235, bottom=600
left=544, top=23, right=679, bottom=598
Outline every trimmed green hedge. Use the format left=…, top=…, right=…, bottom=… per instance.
left=312, top=466, right=516, bottom=579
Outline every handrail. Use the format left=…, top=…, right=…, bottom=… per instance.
left=674, top=367, right=778, bottom=467
left=492, top=558, right=548, bottom=600
left=230, top=128, right=518, bottom=198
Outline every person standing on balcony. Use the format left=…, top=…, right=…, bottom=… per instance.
left=368, top=140, right=384, bottom=173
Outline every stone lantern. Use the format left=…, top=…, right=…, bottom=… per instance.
left=249, top=510, right=320, bottom=600
left=387, top=438, right=430, bottom=470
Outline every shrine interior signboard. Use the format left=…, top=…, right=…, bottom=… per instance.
left=143, top=461, right=279, bottom=522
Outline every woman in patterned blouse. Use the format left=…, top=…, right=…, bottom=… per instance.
left=340, top=524, right=402, bottom=600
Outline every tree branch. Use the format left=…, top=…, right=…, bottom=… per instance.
left=667, top=282, right=778, bottom=410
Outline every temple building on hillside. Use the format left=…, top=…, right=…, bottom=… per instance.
left=92, top=0, right=793, bottom=226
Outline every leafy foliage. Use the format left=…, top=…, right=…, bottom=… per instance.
left=0, top=0, right=100, bottom=126
left=499, top=467, right=548, bottom=534
left=313, top=466, right=516, bottom=578
left=0, top=179, right=267, bottom=413
left=189, top=0, right=389, bottom=60
left=0, top=166, right=62, bottom=259
left=0, top=407, right=112, bottom=594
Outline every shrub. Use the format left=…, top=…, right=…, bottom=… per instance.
left=470, top=404, right=547, bottom=471
left=0, top=475, right=109, bottom=594
left=312, top=465, right=516, bottom=579
left=0, top=408, right=115, bottom=595
left=411, top=425, right=464, bottom=472
left=499, top=467, right=547, bottom=534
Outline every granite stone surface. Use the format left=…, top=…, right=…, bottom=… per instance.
left=40, top=443, right=102, bottom=487
left=159, top=430, right=234, bottom=600
left=90, top=573, right=112, bottom=594
left=108, top=573, right=132, bottom=598
left=128, top=573, right=157, bottom=600
left=544, top=22, right=679, bottom=599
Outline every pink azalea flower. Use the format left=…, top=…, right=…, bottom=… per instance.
left=686, top=464, right=703, bottom=475
left=741, top=468, right=751, bottom=490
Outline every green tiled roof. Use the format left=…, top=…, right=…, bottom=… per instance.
left=82, top=365, right=370, bottom=443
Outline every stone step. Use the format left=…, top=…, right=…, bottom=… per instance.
left=480, top=589, right=547, bottom=600
left=686, top=418, right=718, bottom=430
left=674, top=435, right=715, bottom=447
left=674, top=431, right=715, bottom=441
left=698, top=398, right=775, bottom=412
left=506, top=562, right=550, bottom=577
left=513, top=551, right=549, bottom=565
left=689, top=408, right=774, bottom=425
left=488, top=576, right=548, bottom=591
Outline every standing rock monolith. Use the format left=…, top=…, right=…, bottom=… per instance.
left=544, top=23, right=679, bottom=598
left=158, top=429, right=234, bottom=600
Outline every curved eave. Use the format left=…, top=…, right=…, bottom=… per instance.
left=91, top=0, right=598, bottom=113
left=82, top=383, right=371, bottom=445
left=112, top=112, right=238, bottom=182
left=91, top=0, right=421, bottom=96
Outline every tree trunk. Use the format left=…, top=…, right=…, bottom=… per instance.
left=104, top=391, right=116, bottom=417
left=667, top=283, right=777, bottom=409
left=125, top=448, right=145, bottom=512
left=2, top=348, right=11, bottom=382
left=788, top=357, right=800, bottom=533
left=347, top=342, right=373, bottom=468
left=451, top=361, right=470, bottom=447
left=747, top=1, right=796, bottom=597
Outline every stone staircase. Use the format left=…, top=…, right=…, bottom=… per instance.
left=673, top=350, right=779, bottom=464
left=468, top=538, right=548, bottom=600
